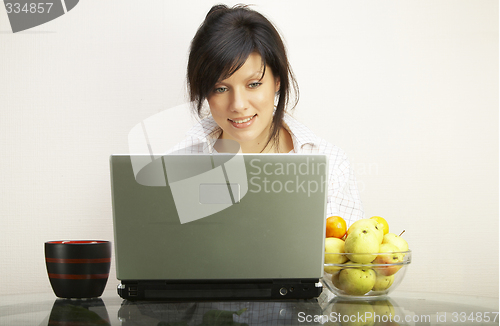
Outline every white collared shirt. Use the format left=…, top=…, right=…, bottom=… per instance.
left=168, top=113, right=365, bottom=226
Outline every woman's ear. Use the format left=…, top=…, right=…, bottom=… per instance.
left=275, top=77, right=281, bottom=93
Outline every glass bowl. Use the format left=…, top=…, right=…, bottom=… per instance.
left=322, top=250, right=411, bottom=299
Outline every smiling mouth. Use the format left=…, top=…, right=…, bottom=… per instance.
left=228, top=114, right=257, bottom=124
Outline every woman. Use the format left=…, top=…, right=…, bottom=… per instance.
left=172, top=4, right=364, bottom=225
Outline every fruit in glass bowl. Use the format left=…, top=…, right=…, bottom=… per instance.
left=323, top=250, right=411, bottom=298
left=323, top=216, right=411, bottom=298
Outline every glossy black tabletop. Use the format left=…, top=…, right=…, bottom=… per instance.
left=1, top=286, right=497, bottom=325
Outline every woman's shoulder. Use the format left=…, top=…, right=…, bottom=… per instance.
left=284, top=113, right=348, bottom=158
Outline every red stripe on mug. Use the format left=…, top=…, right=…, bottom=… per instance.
left=45, top=258, right=111, bottom=264
left=48, top=273, right=109, bottom=280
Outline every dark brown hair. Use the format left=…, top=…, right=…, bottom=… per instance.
left=187, top=4, right=299, bottom=151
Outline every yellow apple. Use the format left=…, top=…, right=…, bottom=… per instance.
left=344, top=227, right=380, bottom=263
left=324, top=237, right=348, bottom=273
left=373, top=243, right=404, bottom=276
left=331, top=270, right=342, bottom=290
left=372, top=273, right=395, bottom=291
left=338, top=262, right=376, bottom=295
left=348, top=218, right=384, bottom=244
left=382, top=233, right=409, bottom=252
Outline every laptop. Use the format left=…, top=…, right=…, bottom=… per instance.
left=110, top=153, right=327, bottom=300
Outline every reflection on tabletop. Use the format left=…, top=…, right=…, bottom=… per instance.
left=117, top=298, right=323, bottom=325
left=32, top=288, right=499, bottom=326
left=47, top=298, right=110, bottom=325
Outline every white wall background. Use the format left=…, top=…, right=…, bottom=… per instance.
left=0, top=0, right=498, bottom=298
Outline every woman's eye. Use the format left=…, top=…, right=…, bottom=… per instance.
left=214, top=87, right=227, bottom=94
left=249, top=82, right=262, bottom=88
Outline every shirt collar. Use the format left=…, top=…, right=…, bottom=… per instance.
left=185, top=116, right=221, bottom=153
left=282, top=113, right=319, bottom=150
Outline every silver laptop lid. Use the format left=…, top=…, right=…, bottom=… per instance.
left=110, top=154, right=327, bottom=281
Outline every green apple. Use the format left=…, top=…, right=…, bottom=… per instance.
left=372, top=273, right=395, bottom=291
left=348, top=219, right=384, bottom=244
left=344, top=227, right=380, bottom=263
left=382, top=233, right=409, bottom=252
left=372, top=243, right=403, bottom=276
left=338, top=263, right=376, bottom=295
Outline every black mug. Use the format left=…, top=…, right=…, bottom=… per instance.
left=45, top=240, right=112, bottom=299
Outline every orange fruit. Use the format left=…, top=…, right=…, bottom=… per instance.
left=370, top=216, right=389, bottom=235
left=326, top=216, right=347, bottom=239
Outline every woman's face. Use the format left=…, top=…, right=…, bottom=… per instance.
left=207, top=52, right=280, bottom=152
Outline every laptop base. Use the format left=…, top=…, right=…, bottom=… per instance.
left=118, top=279, right=323, bottom=301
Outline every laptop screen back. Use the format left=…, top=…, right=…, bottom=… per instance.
left=110, top=154, right=327, bottom=281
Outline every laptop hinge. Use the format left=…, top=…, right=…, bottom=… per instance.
left=118, top=279, right=322, bottom=300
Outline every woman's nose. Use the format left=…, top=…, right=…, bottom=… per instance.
left=230, top=88, right=248, bottom=112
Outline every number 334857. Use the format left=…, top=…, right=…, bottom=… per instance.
left=5, top=3, right=53, bottom=14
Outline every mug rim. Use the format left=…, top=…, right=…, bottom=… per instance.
left=46, top=240, right=109, bottom=244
